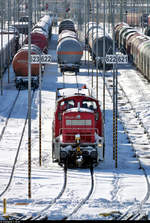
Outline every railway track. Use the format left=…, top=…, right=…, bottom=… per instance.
left=62, top=71, right=79, bottom=89
left=6, top=165, right=94, bottom=221
left=0, top=90, right=35, bottom=199
left=0, top=90, right=20, bottom=141
left=104, top=70, right=150, bottom=220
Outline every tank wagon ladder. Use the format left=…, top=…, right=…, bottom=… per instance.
left=0, top=90, right=36, bottom=200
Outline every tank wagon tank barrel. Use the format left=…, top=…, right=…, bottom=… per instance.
left=57, top=19, right=83, bottom=74
left=0, top=28, right=19, bottom=77
left=12, top=14, right=53, bottom=89
left=114, top=22, right=150, bottom=82
left=86, top=22, right=113, bottom=70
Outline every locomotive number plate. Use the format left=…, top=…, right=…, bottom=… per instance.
left=105, top=55, right=128, bottom=64
left=31, top=55, right=52, bottom=64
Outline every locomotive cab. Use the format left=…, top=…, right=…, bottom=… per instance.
left=52, top=88, right=104, bottom=168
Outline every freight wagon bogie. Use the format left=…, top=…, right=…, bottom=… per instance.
left=15, top=76, right=39, bottom=90
left=60, top=64, right=80, bottom=73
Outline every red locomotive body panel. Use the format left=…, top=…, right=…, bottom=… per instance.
left=54, top=94, right=102, bottom=140
left=62, top=110, right=95, bottom=143
left=52, top=88, right=103, bottom=167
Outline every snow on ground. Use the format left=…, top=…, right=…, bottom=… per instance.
left=0, top=26, right=150, bottom=220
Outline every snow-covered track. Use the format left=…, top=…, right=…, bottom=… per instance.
left=62, top=166, right=94, bottom=220
left=0, top=90, right=35, bottom=198
left=105, top=72, right=150, bottom=220
left=7, top=166, right=94, bottom=221
left=31, top=164, right=68, bottom=220
left=6, top=164, right=68, bottom=221
left=0, top=90, right=20, bottom=141
left=62, top=71, right=79, bottom=89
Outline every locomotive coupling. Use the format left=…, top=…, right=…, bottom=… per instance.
left=75, top=134, right=81, bottom=153
left=75, top=134, right=80, bottom=144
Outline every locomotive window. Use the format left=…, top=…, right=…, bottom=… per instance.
left=66, top=119, right=92, bottom=126
left=82, top=100, right=97, bottom=110
left=60, top=100, right=75, bottom=110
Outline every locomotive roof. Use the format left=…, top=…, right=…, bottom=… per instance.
left=56, top=88, right=98, bottom=102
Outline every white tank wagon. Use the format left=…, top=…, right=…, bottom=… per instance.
left=57, top=29, right=83, bottom=73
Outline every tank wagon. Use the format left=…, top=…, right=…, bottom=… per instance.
left=12, top=44, right=42, bottom=89
left=115, top=22, right=150, bottom=82
left=12, top=15, right=53, bottom=89
left=52, top=87, right=104, bottom=168
left=126, top=13, right=150, bottom=27
left=58, top=19, right=76, bottom=34
left=0, top=28, right=19, bottom=75
left=86, top=23, right=113, bottom=70
left=144, top=26, right=150, bottom=37
left=57, top=20, right=83, bottom=73
left=126, top=13, right=142, bottom=27
left=24, top=15, right=53, bottom=53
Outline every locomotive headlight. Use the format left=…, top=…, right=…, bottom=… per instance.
left=98, top=138, right=103, bottom=147
left=75, top=134, right=80, bottom=144
left=98, top=143, right=102, bottom=147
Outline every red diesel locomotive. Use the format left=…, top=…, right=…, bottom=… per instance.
left=52, top=87, right=104, bottom=167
